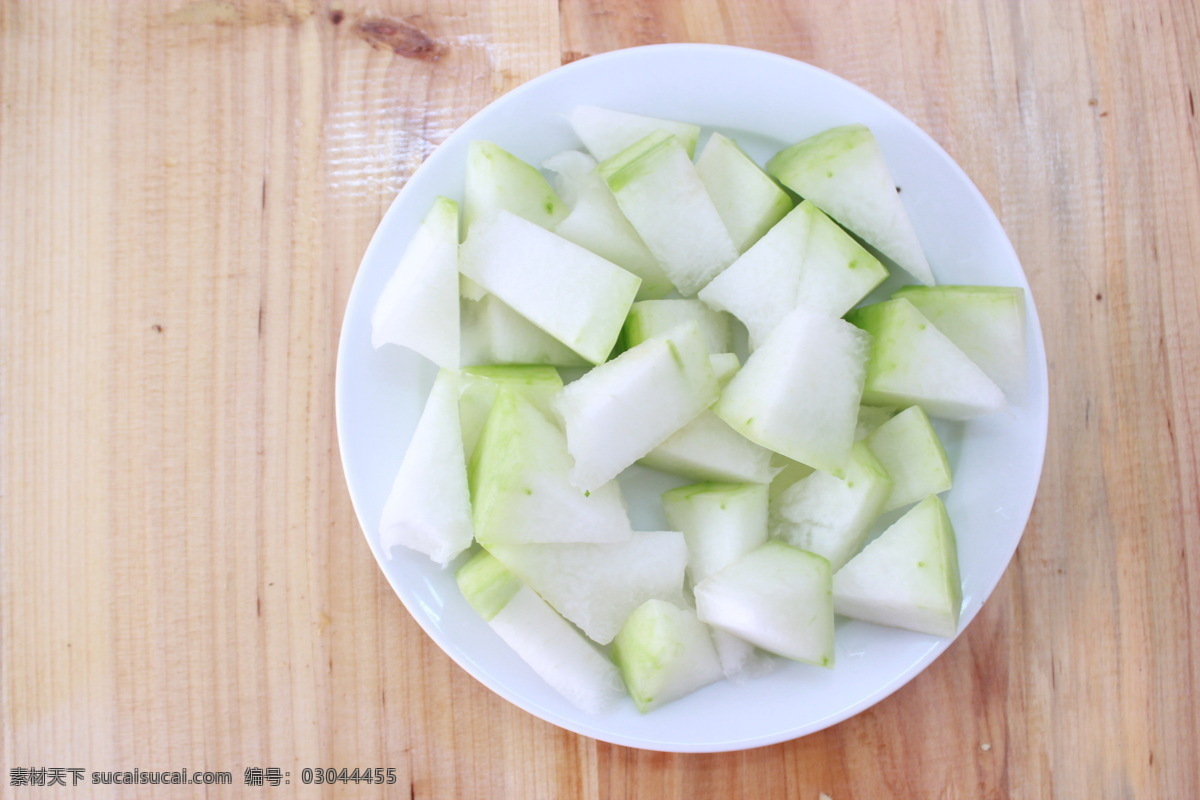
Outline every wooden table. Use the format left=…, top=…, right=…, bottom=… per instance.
left=3, top=1, right=1198, bottom=797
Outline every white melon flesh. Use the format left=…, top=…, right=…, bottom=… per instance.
left=469, top=389, right=632, bottom=545
left=570, top=105, right=702, bottom=161
left=833, top=494, right=962, bottom=638
left=695, top=541, right=835, bottom=667
left=459, top=211, right=641, bottom=364
left=371, top=197, right=461, bottom=368
left=855, top=404, right=898, bottom=441
left=714, top=307, right=870, bottom=475
left=845, top=298, right=1005, bottom=420
left=708, top=353, right=741, bottom=386
left=709, top=629, right=777, bottom=683
left=463, top=140, right=566, bottom=234
left=458, top=366, right=563, bottom=462
left=555, top=322, right=718, bottom=491
left=543, top=150, right=673, bottom=299
left=622, top=299, right=734, bottom=353
left=487, top=530, right=688, bottom=645
left=795, top=201, right=889, bottom=315
left=698, top=201, right=886, bottom=348
left=767, top=124, right=935, bottom=286
left=456, top=551, right=624, bottom=714
left=612, top=599, right=723, bottom=713
left=864, top=405, right=952, bottom=512
left=639, top=410, right=777, bottom=485
left=695, top=132, right=793, bottom=253
left=892, top=285, right=1028, bottom=398
left=769, top=441, right=893, bottom=571
left=768, top=454, right=815, bottom=501
left=599, top=131, right=739, bottom=297
left=460, top=294, right=590, bottom=368
left=661, top=482, right=769, bottom=586
left=379, top=370, right=473, bottom=566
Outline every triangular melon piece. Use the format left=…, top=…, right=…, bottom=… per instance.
left=612, top=599, right=723, bottom=712
left=458, top=366, right=563, bottom=462
left=599, top=131, right=739, bottom=297
left=460, top=294, right=590, bottom=368
left=864, top=405, right=952, bottom=512
left=695, top=541, right=834, bottom=667
left=463, top=140, right=566, bottom=234
left=487, top=530, right=688, bottom=645
left=555, top=321, right=718, bottom=491
left=459, top=211, right=641, bottom=364
left=892, top=285, right=1028, bottom=398
left=845, top=298, right=1005, bottom=420
left=695, top=132, right=793, bottom=253
left=622, top=298, right=734, bottom=354
left=379, top=369, right=473, bottom=565
left=833, top=494, right=962, bottom=638
left=769, top=441, right=892, bottom=571
left=544, top=150, right=673, bottom=299
left=699, top=201, right=887, bottom=348
left=570, top=105, right=701, bottom=161
left=469, top=389, right=633, bottom=545
left=767, top=124, right=935, bottom=286
left=662, top=482, right=768, bottom=586
left=714, top=307, right=870, bottom=475
left=457, top=551, right=625, bottom=714
left=371, top=197, right=461, bottom=368
left=639, top=410, right=777, bottom=485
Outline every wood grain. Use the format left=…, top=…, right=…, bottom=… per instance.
left=2, top=0, right=1197, bottom=798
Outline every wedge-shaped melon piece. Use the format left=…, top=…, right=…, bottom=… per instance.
left=371, top=197, right=461, bottom=368
left=714, top=307, right=870, bottom=475
left=380, top=370, right=473, bottom=566
left=488, top=530, right=687, bottom=645
left=459, top=211, right=641, bottom=364
left=709, top=629, right=777, bottom=684
left=708, top=353, right=741, bottom=386
left=768, top=404, right=893, bottom=493
left=864, top=406, right=952, bottom=512
left=695, top=132, right=793, bottom=253
left=845, top=298, right=1005, bottom=420
left=695, top=541, right=834, bottom=666
left=768, top=454, right=815, bottom=501
left=600, top=131, right=739, bottom=297
left=767, top=124, right=935, bottom=286
left=570, top=105, right=701, bottom=161
left=612, top=599, right=723, bottom=712
left=833, top=494, right=962, bottom=638
left=892, top=285, right=1028, bottom=398
left=855, top=404, right=898, bottom=440
left=622, top=299, right=734, bottom=353
left=461, top=141, right=568, bottom=302
left=662, top=482, right=768, bottom=586
left=555, top=321, right=718, bottom=491
left=544, top=150, right=673, bottom=300
left=457, top=551, right=625, bottom=714
left=640, top=410, right=777, bottom=485
left=460, top=294, right=590, bottom=368
left=463, top=140, right=567, bottom=234
left=459, top=366, right=563, bottom=461
left=469, top=389, right=632, bottom=545
left=770, top=441, right=893, bottom=571
left=699, top=201, right=887, bottom=348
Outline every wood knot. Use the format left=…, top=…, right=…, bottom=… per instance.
left=355, top=17, right=442, bottom=61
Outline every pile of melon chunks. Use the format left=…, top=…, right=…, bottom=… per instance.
left=371, top=107, right=1027, bottom=715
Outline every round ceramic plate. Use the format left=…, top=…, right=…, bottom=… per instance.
left=336, top=44, right=1048, bottom=753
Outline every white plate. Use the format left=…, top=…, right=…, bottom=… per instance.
left=336, top=44, right=1049, bottom=753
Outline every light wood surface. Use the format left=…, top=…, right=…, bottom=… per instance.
left=3, top=1, right=1198, bottom=797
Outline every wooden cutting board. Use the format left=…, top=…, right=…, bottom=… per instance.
left=2, top=1, right=1197, bottom=797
